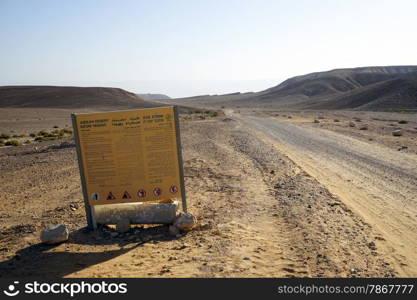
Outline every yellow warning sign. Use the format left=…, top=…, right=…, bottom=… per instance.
left=72, top=107, right=184, bottom=205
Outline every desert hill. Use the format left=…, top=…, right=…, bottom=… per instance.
left=304, top=72, right=417, bottom=110
left=265, top=66, right=417, bottom=96
left=0, top=86, right=158, bottom=108
left=169, top=66, right=417, bottom=111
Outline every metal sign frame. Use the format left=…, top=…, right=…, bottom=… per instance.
left=71, top=106, right=187, bottom=230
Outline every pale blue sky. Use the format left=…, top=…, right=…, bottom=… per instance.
left=1, top=0, right=416, bottom=97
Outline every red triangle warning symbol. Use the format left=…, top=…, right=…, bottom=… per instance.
left=106, top=192, right=116, bottom=200
left=122, top=191, right=131, bottom=199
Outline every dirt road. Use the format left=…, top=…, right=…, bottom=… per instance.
left=233, top=113, right=417, bottom=276
left=0, top=116, right=398, bottom=278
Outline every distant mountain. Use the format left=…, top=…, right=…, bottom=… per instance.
left=172, top=66, right=417, bottom=111
left=0, top=86, right=159, bottom=108
left=138, top=93, right=171, bottom=101
left=304, top=72, right=417, bottom=110
left=0, top=86, right=201, bottom=114
left=265, top=66, right=417, bottom=96
left=256, top=66, right=417, bottom=110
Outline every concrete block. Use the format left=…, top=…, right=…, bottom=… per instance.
left=94, top=201, right=178, bottom=225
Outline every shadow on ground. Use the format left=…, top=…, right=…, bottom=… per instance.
left=0, top=224, right=182, bottom=278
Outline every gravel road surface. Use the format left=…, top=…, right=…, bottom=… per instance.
left=234, top=113, right=417, bottom=276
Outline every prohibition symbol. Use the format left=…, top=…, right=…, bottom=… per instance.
left=106, top=192, right=116, bottom=200
left=122, top=191, right=131, bottom=199
left=137, top=189, right=146, bottom=198
left=153, top=187, right=162, bottom=197
left=91, top=192, right=100, bottom=201
left=170, top=185, right=178, bottom=194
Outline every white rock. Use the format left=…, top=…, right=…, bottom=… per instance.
left=173, top=213, right=196, bottom=232
left=392, top=129, right=403, bottom=136
left=40, top=224, right=69, bottom=244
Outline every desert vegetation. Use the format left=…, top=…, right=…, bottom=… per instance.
left=0, top=128, right=73, bottom=146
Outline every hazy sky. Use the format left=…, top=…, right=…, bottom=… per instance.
left=1, top=0, right=416, bottom=97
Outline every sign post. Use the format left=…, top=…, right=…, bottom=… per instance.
left=174, top=106, right=187, bottom=213
left=71, top=114, right=96, bottom=229
left=72, top=106, right=186, bottom=229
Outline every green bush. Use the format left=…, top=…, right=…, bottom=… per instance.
left=35, top=136, right=47, bottom=142
left=53, top=125, right=59, bottom=128
left=24, top=140, right=32, bottom=144
left=5, top=140, right=21, bottom=146
left=398, top=120, right=408, bottom=124
left=0, top=133, right=11, bottom=139
left=35, top=136, right=57, bottom=142
left=38, top=130, right=48, bottom=136
left=32, top=128, right=73, bottom=143
left=29, top=133, right=36, bottom=137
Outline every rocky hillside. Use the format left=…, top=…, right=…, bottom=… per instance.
left=171, top=66, right=417, bottom=111
left=0, top=86, right=158, bottom=108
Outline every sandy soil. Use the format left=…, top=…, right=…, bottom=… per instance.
left=234, top=111, right=417, bottom=276
left=0, top=116, right=399, bottom=278
left=255, top=110, right=417, bottom=155
left=0, top=108, right=98, bottom=135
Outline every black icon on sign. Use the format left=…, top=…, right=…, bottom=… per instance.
left=91, top=193, right=100, bottom=201
left=137, top=189, right=146, bottom=198
left=106, top=192, right=116, bottom=200
left=122, top=191, right=131, bottom=199
left=169, top=185, right=178, bottom=194
left=153, top=187, right=162, bottom=196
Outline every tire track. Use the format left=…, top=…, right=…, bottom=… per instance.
left=236, top=114, right=417, bottom=276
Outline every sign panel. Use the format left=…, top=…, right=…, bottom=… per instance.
left=72, top=107, right=185, bottom=207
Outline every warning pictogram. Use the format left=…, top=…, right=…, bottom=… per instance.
left=153, top=187, right=162, bottom=197
left=137, top=189, right=146, bottom=198
left=91, top=193, right=100, bottom=201
left=169, top=185, right=178, bottom=194
left=122, top=191, right=131, bottom=199
left=106, top=192, right=116, bottom=200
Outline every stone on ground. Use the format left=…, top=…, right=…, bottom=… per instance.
left=173, top=213, right=196, bottom=232
left=392, top=129, right=403, bottom=136
left=40, top=224, right=69, bottom=244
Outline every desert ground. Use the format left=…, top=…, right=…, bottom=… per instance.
left=1, top=107, right=416, bottom=278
